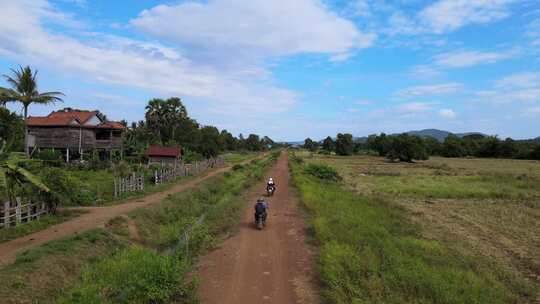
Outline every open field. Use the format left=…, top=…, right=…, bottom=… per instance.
left=291, top=152, right=539, bottom=303
left=0, top=152, right=278, bottom=303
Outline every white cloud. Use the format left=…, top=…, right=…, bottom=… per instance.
left=434, top=50, right=515, bottom=68
left=419, top=0, right=517, bottom=34
left=396, top=83, right=463, bottom=98
left=409, top=65, right=442, bottom=78
left=0, top=0, right=299, bottom=117
left=524, top=106, right=540, bottom=116
left=496, top=72, right=540, bottom=88
left=130, top=0, right=376, bottom=62
left=475, top=72, right=540, bottom=104
left=395, top=102, right=435, bottom=114
left=355, top=100, right=372, bottom=105
left=438, top=108, right=457, bottom=119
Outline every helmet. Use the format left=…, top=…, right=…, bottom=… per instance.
left=257, top=197, right=265, bottom=202
left=269, top=178, right=273, bottom=182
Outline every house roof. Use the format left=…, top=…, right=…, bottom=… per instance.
left=26, top=110, right=124, bottom=130
left=145, top=146, right=182, bottom=158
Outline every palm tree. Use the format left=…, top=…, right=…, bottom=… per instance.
left=0, top=66, right=64, bottom=155
left=0, top=140, right=50, bottom=209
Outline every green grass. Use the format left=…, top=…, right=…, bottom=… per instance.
left=304, top=154, right=540, bottom=201
left=371, top=173, right=540, bottom=199
left=289, top=156, right=532, bottom=304
left=0, top=229, right=124, bottom=304
left=0, top=209, right=85, bottom=243
left=0, top=152, right=278, bottom=303
left=58, top=152, right=278, bottom=303
left=222, top=151, right=258, bottom=165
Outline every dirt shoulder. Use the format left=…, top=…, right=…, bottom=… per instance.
left=195, top=153, right=318, bottom=304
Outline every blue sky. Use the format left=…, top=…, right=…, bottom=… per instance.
left=1, top=0, right=539, bottom=141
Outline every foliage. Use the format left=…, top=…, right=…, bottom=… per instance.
left=335, top=133, right=354, bottom=156
left=34, top=149, right=63, bottom=166
left=303, top=138, right=318, bottom=152
left=387, top=133, right=429, bottom=162
left=363, top=132, right=540, bottom=161
left=0, top=145, right=50, bottom=208
left=322, top=136, right=335, bottom=153
left=123, top=97, right=280, bottom=159
left=304, top=163, right=342, bottom=182
left=0, top=108, right=24, bottom=151
left=0, top=66, right=63, bottom=154
left=59, top=246, right=190, bottom=304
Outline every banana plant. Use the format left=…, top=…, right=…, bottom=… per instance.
left=0, top=140, right=50, bottom=209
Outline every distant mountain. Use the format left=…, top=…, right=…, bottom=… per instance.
left=405, top=129, right=487, bottom=142
left=405, top=129, right=452, bottom=142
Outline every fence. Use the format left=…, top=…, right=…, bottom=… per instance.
left=114, top=156, right=226, bottom=197
left=154, top=157, right=225, bottom=185
left=0, top=198, right=48, bottom=229
left=166, top=213, right=206, bottom=257
left=114, top=173, right=145, bottom=197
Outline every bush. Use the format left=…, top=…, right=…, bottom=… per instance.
left=232, top=164, right=244, bottom=171
left=34, top=149, right=63, bottom=166
left=182, top=149, right=204, bottom=164
left=39, top=167, right=93, bottom=206
left=304, top=163, right=342, bottom=182
left=59, top=246, right=191, bottom=304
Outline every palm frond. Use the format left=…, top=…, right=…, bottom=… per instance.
left=5, top=161, right=50, bottom=193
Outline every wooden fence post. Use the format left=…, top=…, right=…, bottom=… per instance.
left=15, top=197, right=22, bottom=225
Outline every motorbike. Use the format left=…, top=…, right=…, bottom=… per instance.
left=266, top=185, right=276, bottom=196
left=255, top=212, right=266, bottom=230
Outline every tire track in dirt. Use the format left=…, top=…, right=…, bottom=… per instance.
left=196, top=152, right=318, bottom=304
left=0, top=155, right=264, bottom=268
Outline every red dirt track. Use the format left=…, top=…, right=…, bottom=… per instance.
left=196, top=153, right=318, bottom=304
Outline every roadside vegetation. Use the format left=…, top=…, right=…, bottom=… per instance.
left=0, top=152, right=279, bottom=303
left=290, top=152, right=537, bottom=303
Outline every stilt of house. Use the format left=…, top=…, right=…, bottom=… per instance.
left=66, top=147, right=70, bottom=163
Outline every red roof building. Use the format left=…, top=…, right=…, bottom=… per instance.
left=26, top=109, right=125, bottom=161
left=146, top=145, right=183, bottom=166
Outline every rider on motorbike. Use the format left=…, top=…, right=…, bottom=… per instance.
left=254, top=197, right=268, bottom=223
left=267, top=178, right=276, bottom=192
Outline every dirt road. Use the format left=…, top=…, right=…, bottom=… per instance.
left=0, top=157, right=260, bottom=268
left=196, top=153, right=318, bottom=304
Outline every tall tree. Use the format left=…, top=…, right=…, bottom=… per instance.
left=335, top=133, right=354, bottom=156
left=322, top=136, right=335, bottom=153
left=303, top=138, right=317, bottom=151
left=0, top=66, right=64, bottom=155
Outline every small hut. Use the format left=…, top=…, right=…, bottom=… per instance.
left=145, top=145, right=183, bottom=167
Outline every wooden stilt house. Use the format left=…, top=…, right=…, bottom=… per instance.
left=26, top=109, right=125, bottom=161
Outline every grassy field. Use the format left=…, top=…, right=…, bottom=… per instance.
left=0, top=152, right=278, bottom=303
left=290, top=152, right=538, bottom=303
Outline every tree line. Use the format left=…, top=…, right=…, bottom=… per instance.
left=124, top=97, right=278, bottom=159
left=304, top=133, right=540, bottom=162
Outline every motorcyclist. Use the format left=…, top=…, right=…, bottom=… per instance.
left=267, top=177, right=276, bottom=192
left=254, top=197, right=268, bottom=223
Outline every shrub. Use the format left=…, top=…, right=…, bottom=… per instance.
left=304, top=163, right=342, bottom=182
left=34, top=149, right=63, bottom=166
left=39, top=167, right=92, bottom=206
left=59, top=246, right=190, bottom=304
left=232, top=164, right=244, bottom=171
